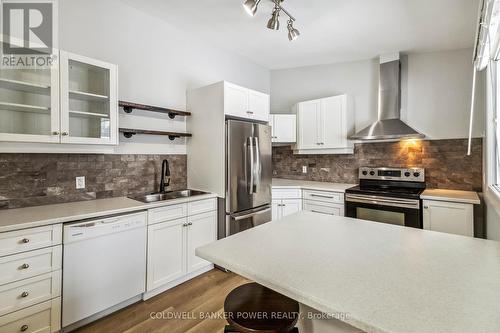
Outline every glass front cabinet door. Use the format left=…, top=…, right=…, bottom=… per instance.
left=60, top=51, right=118, bottom=145
left=0, top=56, right=60, bottom=143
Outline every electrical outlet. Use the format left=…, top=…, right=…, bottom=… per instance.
left=76, top=176, right=86, bottom=190
left=302, top=166, right=308, bottom=174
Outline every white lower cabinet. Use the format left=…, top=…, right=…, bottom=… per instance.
left=187, top=211, right=217, bottom=273
left=303, top=200, right=344, bottom=216
left=0, top=225, right=62, bottom=333
left=301, top=190, right=345, bottom=216
left=146, top=199, right=217, bottom=296
left=272, top=199, right=303, bottom=220
left=423, top=200, right=474, bottom=237
left=147, top=218, right=187, bottom=291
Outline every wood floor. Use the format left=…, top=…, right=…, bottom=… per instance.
left=74, top=270, right=250, bottom=333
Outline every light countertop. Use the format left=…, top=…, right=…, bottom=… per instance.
left=421, top=189, right=481, bottom=204
left=196, top=212, right=500, bottom=333
left=272, top=178, right=356, bottom=193
left=0, top=193, right=217, bottom=233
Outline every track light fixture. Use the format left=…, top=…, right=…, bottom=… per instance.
left=243, top=0, right=300, bottom=41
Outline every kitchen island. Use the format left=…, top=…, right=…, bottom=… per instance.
left=196, top=212, right=500, bottom=333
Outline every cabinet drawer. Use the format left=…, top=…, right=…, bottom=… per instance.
left=0, top=247, right=62, bottom=286
left=303, top=201, right=344, bottom=216
left=303, top=190, right=344, bottom=204
left=0, top=225, right=62, bottom=258
left=188, top=199, right=217, bottom=216
left=148, top=204, right=188, bottom=225
left=0, top=298, right=61, bottom=333
left=272, top=188, right=302, bottom=199
left=0, top=271, right=61, bottom=317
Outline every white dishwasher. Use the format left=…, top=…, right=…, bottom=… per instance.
left=62, top=211, right=147, bottom=329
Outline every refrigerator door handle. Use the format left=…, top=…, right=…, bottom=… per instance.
left=246, top=137, right=254, bottom=195
left=253, top=137, right=261, bottom=194
left=233, top=207, right=272, bottom=221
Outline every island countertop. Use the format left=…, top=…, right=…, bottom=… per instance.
left=196, top=212, right=500, bottom=333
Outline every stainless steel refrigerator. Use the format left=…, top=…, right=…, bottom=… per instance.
left=222, top=119, right=272, bottom=238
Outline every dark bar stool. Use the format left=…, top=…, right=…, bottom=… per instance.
left=224, top=282, right=300, bottom=333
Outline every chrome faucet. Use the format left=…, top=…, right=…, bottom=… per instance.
left=159, top=159, right=171, bottom=193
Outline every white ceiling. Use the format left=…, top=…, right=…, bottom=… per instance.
left=123, top=0, right=480, bottom=70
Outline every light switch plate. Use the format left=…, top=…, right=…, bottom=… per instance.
left=76, top=176, right=85, bottom=190
left=302, top=166, right=307, bottom=174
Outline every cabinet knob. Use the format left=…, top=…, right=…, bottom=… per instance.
left=188, top=222, right=193, bottom=226
left=424, top=206, right=429, bottom=209
left=62, top=132, right=69, bottom=136
left=20, top=263, right=29, bottom=270
left=20, top=325, right=29, bottom=332
left=21, top=238, right=30, bottom=244
left=246, top=111, right=254, bottom=115
left=52, top=131, right=60, bottom=135
left=21, top=291, right=29, bottom=298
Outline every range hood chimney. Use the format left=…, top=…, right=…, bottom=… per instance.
left=350, top=53, right=425, bottom=141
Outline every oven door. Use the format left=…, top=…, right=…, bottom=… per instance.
left=345, top=194, right=422, bottom=229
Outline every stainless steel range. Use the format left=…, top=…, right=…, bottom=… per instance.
left=345, top=167, right=426, bottom=228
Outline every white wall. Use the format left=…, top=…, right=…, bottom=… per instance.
left=0, top=0, right=270, bottom=154
left=271, top=48, right=485, bottom=140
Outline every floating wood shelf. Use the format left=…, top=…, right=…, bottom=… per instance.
left=119, top=128, right=192, bottom=141
left=119, top=101, right=191, bottom=119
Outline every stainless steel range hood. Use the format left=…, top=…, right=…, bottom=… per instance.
left=350, top=54, right=425, bottom=141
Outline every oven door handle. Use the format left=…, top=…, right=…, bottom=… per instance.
left=346, top=194, right=420, bottom=209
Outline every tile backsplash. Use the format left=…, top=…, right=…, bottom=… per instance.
left=273, top=138, right=483, bottom=192
left=0, top=154, right=187, bottom=209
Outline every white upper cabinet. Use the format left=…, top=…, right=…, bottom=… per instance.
left=224, top=82, right=269, bottom=122
left=296, top=100, right=321, bottom=150
left=0, top=66, right=60, bottom=143
left=0, top=51, right=118, bottom=145
left=294, top=94, right=354, bottom=154
left=270, top=114, right=296, bottom=143
left=60, top=52, right=118, bottom=145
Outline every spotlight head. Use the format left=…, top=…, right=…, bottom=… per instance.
left=243, top=0, right=260, bottom=16
left=287, top=20, right=300, bottom=41
left=267, top=7, right=281, bottom=30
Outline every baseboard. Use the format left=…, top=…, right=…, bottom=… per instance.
left=142, top=265, right=214, bottom=300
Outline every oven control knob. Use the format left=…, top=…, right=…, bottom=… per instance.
left=369, top=171, right=375, bottom=176
left=413, top=172, right=421, bottom=178
left=404, top=172, right=411, bottom=177
left=362, top=171, right=368, bottom=176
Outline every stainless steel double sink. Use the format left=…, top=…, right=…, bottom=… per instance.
left=129, top=189, right=209, bottom=203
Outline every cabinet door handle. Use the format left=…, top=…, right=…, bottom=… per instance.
left=20, top=324, right=29, bottom=332
left=21, top=238, right=30, bottom=244
left=423, top=206, right=429, bottom=209
left=62, top=132, right=69, bottom=136
left=188, top=222, right=193, bottom=226
left=310, top=194, right=335, bottom=199
left=21, top=291, right=29, bottom=298
left=19, top=263, right=30, bottom=270
left=311, top=210, right=334, bottom=215
left=246, top=111, right=254, bottom=114
left=52, top=131, right=60, bottom=135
